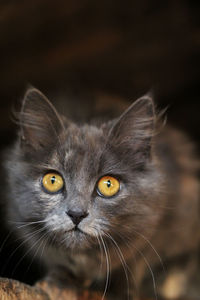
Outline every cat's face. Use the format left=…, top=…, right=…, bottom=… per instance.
left=6, top=89, right=163, bottom=255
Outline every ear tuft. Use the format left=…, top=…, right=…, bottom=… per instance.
left=19, top=88, right=65, bottom=150
left=108, top=95, right=156, bottom=162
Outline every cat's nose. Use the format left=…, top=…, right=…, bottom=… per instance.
left=66, top=209, right=89, bottom=226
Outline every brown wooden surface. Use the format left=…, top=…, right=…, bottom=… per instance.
left=0, top=277, right=192, bottom=300
left=0, top=277, right=106, bottom=300
left=0, top=277, right=48, bottom=300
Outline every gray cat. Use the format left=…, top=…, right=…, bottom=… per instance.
left=4, top=88, right=200, bottom=299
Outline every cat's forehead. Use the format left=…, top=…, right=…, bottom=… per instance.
left=66, top=125, right=106, bottom=180
left=66, top=124, right=104, bottom=149
left=50, top=124, right=106, bottom=174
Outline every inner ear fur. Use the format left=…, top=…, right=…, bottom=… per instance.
left=108, top=95, right=156, bottom=161
left=19, top=88, right=65, bottom=150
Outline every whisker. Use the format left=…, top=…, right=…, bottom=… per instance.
left=104, top=231, right=130, bottom=300
left=135, top=245, right=158, bottom=300
left=8, top=220, right=46, bottom=229
left=132, top=228, right=165, bottom=272
left=94, top=230, right=104, bottom=274
left=0, top=229, right=14, bottom=253
left=116, top=231, right=158, bottom=300
left=99, top=232, right=110, bottom=300
left=11, top=226, right=48, bottom=276
left=1, top=225, right=46, bottom=274
left=24, top=229, right=50, bottom=275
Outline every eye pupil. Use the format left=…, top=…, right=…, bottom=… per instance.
left=51, top=176, right=56, bottom=184
left=107, top=180, right=111, bottom=188
left=97, top=176, right=120, bottom=198
left=42, top=172, right=64, bottom=194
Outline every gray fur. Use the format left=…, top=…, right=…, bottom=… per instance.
left=4, top=89, right=200, bottom=299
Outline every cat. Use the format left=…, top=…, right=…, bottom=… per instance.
left=3, top=88, right=200, bottom=299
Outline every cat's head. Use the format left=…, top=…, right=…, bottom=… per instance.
left=6, top=88, right=163, bottom=255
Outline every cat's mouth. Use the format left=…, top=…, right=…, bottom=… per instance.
left=73, top=226, right=82, bottom=232
left=59, top=225, right=94, bottom=249
left=66, top=226, right=89, bottom=236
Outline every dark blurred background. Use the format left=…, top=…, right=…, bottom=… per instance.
left=0, top=0, right=199, bottom=284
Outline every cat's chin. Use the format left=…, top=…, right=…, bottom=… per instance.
left=58, top=227, right=95, bottom=250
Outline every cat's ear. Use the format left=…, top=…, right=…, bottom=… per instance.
left=108, top=95, right=155, bottom=161
left=19, top=88, right=65, bottom=150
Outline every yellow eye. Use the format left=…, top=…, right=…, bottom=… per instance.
left=42, top=172, right=64, bottom=193
left=97, top=176, right=120, bottom=198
